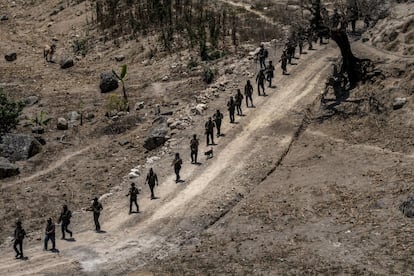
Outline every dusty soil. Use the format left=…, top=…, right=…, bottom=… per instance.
left=0, top=0, right=413, bottom=275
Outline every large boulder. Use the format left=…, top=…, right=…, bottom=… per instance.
left=99, top=72, right=119, bottom=93
left=0, top=157, right=19, bottom=179
left=400, top=196, right=414, bottom=218
left=393, top=97, right=407, bottom=110
left=5, top=52, right=17, bottom=62
left=143, top=117, right=170, bottom=150
left=24, top=95, right=40, bottom=106
left=0, top=134, right=42, bottom=161
left=60, top=57, right=74, bottom=69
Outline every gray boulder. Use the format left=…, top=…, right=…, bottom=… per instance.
left=400, top=196, right=414, bottom=218
left=67, top=111, right=81, bottom=122
left=0, top=157, right=19, bottom=179
left=60, top=57, right=74, bottom=69
left=57, top=117, right=68, bottom=130
left=143, top=117, right=170, bottom=150
left=134, top=101, right=145, bottom=111
left=24, top=95, right=40, bottom=106
left=5, top=52, right=16, bottom=62
left=0, top=134, right=42, bottom=161
left=99, top=72, right=119, bottom=93
left=1, top=15, right=8, bottom=21
left=393, top=97, right=407, bottom=110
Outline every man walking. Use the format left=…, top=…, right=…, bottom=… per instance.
left=44, top=218, right=56, bottom=251
left=235, top=89, right=244, bottom=116
left=257, top=43, right=268, bottom=69
left=227, top=96, right=236, bottom=123
left=280, top=51, right=288, bottom=75
left=126, top=183, right=140, bottom=213
left=145, top=168, right=159, bottom=199
left=88, top=197, right=103, bottom=232
left=58, top=205, right=73, bottom=240
left=13, top=219, right=26, bottom=259
left=172, top=153, right=183, bottom=183
left=244, top=80, right=254, bottom=107
left=266, top=61, right=275, bottom=88
left=213, top=110, right=224, bottom=137
left=205, top=117, right=215, bottom=145
left=190, top=134, right=199, bottom=164
left=256, top=69, right=266, bottom=96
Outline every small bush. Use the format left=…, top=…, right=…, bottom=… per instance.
left=0, top=88, right=23, bottom=136
left=72, top=38, right=89, bottom=56
left=107, top=93, right=128, bottom=112
left=187, top=59, right=199, bottom=70
left=202, top=67, right=216, bottom=84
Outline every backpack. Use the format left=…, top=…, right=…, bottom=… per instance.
left=264, top=49, right=269, bottom=58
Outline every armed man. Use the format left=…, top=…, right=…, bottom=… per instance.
left=87, top=197, right=103, bottom=232
left=126, top=183, right=140, bottom=213
left=256, top=69, right=266, bottom=96
left=227, top=96, right=236, bottom=123
left=205, top=117, right=215, bottom=145
left=58, top=204, right=73, bottom=240
left=213, top=110, right=224, bottom=137
left=44, top=218, right=56, bottom=252
left=13, top=219, right=26, bottom=259
left=244, top=80, right=254, bottom=107
left=145, top=168, right=159, bottom=199
left=190, top=134, right=199, bottom=164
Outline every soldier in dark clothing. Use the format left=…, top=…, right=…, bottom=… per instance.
left=13, top=220, right=26, bottom=259
left=235, top=89, right=244, bottom=116
left=244, top=80, right=253, bottom=107
left=190, top=134, right=199, bottom=164
left=257, top=44, right=267, bottom=69
left=227, top=96, right=236, bottom=123
left=44, top=218, right=56, bottom=251
left=298, top=35, right=304, bottom=55
left=266, top=61, right=275, bottom=88
left=331, top=9, right=341, bottom=29
left=87, top=197, right=103, bottom=232
left=205, top=117, right=215, bottom=145
left=286, top=43, right=295, bottom=65
left=213, top=110, right=224, bottom=137
left=349, top=7, right=358, bottom=33
left=256, top=70, right=266, bottom=96
left=145, top=168, right=158, bottom=199
left=58, top=205, right=73, bottom=240
left=280, top=51, right=288, bottom=75
left=172, top=153, right=183, bottom=183
left=126, top=183, right=140, bottom=213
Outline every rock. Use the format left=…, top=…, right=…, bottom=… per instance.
left=24, top=95, right=40, bottom=106
left=143, top=117, right=170, bottom=150
left=31, top=126, right=45, bottom=134
left=60, top=57, right=74, bottom=69
left=1, top=15, right=8, bottom=21
left=119, top=140, right=129, bottom=146
left=362, top=37, right=369, bottom=43
left=128, top=172, right=139, bottom=179
left=85, top=113, right=95, bottom=120
left=225, top=68, right=233, bottom=74
left=399, top=196, right=414, bottom=218
left=0, top=157, right=19, bottom=179
left=146, top=156, right=161, bottom=164
left=134, top=101, right=145, bottom=110
left=191, top=103, right=208, bottom=115
left=167, top=118, right=175, bottom=126
left=0, top=134, right=41, bottom=161
left=67, top=111, right=81, bottom=122
left=99, top=72, right=119, bottom=93
left=57, top=117, right=68, bottom=130
left=115, top=55, right=125, bottom=62
left=34, top=135, right=46, bottom=145
left=393, top=97, right=407, bottom=110
left=162, top=75, right=169, bottom=81
left=5, top=52, right=17, bottom=62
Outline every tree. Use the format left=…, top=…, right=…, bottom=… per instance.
left=306, top=0, right=375, bottom=90
left=0, top=88, right=23, bottom=136
left=112, top=64, right=129, bottom=111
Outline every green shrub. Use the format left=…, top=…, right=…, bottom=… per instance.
left=202, top=67, right=215, bottom=84
left=0, top=88, right=23, bottom=136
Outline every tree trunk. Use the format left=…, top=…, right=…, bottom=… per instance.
left=330, top=30, right=360, bottom=88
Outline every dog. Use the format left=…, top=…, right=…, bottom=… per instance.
left=204, top=148, right=213, bottom=159
left=43, top=44, right=56, bottom=62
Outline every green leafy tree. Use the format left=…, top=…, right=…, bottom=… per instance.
left=0, top=88, right=23, bottom=136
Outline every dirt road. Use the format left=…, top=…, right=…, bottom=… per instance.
left=0, top=35, right=338, bottom=275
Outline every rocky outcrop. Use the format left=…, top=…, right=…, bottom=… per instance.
left=0, top=157, right=19, bottom=179
left=143, top=117, right=170, bottom=150
left=99, top=72, right=119, bottom=93
left=400, top=196, right=414, bottom=218
left=0, top=134, right=41, bottom=161
left=5, top=52, right=16, bottom=62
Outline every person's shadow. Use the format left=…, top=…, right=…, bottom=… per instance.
left=64, top=237, right=76, bottom=242
left=96, top=230, right=107, bottom=233
left=51, top=248, right=60, bottom=253
left=176, top=179, right=185, bottom=183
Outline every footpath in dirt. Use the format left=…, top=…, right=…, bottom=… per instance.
left=0, top=35, right=338, bottom=275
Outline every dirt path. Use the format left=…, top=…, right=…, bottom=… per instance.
left=0, top=38, right=338, bottom=274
